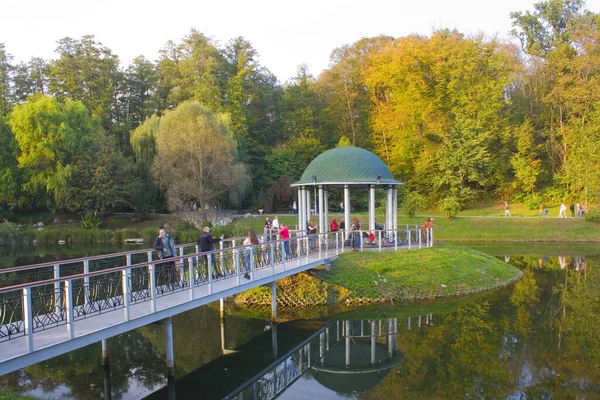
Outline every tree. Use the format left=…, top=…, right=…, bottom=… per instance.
left=8, top=95, right=98, bottom=210
left=47, top=36, right=122, bottom=136
left=511, top=119, right=542, bottom=194
left=122, top=56, right=158, bottom=131
left=61, top=130, right=135, bottom=212
left=0, top=43, right=13, bottom=114
left=12, top=57, right=49, bottom=102
left=152, top=101, right=249, bottom=211
left=0, top=115, right=19, bottom=207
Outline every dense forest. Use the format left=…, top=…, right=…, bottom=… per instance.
left=0, top=0, right=599, bottom=218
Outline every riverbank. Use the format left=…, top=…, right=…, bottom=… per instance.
left=236, top=245, right=522, bottom=307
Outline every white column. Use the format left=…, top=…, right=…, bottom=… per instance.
left=344, top=185, right=351, bottom=238
left=271, top=282, right=277, bottom=321
left=306, top=187, right=311, bottom=222
left=386, top=186, right=393, bottom=231
left=318, top=186, right=325, bottom=234
left=369, top=185, right=376, bottom=231
left=324, top=188, right=329, bottom=232
left=297, top=188, right=303, bottom=231
left=393, top=187, right=398, bottom=230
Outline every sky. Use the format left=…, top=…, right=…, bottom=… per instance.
left=2, top=0, right=600, bottom=83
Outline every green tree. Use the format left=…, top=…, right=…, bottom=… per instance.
left=9, top=95, right=98, bottom=210
left=0, top=115, right=19, bottom=207
left=61, top=130, right=135, bottom=212
left=0, top=43, right=13, bottom=114
left=47, top=36, right=122, bottom=136
left=12, top=57, right=49, bottom=102
left=511, top=119, right=542, bottom=194
left=152, top=101, right=249, bottom=211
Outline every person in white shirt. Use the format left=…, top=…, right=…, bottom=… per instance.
left=272, top=216, right=280, bottom=230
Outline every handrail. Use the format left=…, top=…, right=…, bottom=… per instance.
left=0, top=233, right=310, bottom=294
left=0, top=229, right=301, bottom=276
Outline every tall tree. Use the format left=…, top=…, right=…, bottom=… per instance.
left=12, top=57, right=49, bottom=102
left=47, top=36, right=122, bottom=136
left=152, top=101, right=249, bottom=211
left=0, top=43, right=13, bottom=114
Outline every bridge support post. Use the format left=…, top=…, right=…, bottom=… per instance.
left=345, top=320, right=351, bottom=367
left=102, top=339, right=112, bottom=400
left=270, top=282, right=277, bottom=321
left=370, top=320, right=376, bottom=366
left=388, top=318, right=394, bottom=359
left=162, top=317, right=175, bottom=382
left=220, top=299, right=226, bottom=354
left=271, top=322, right=278, bottom=359
left=102, top=339, right=109, bottom=365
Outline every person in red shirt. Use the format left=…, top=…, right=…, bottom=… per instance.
left=330, top=218, right=338, bottom=232
left=280, top=223, right=290, bottom=258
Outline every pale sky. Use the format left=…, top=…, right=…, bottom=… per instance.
left=2, top=0, right=600, bottom=83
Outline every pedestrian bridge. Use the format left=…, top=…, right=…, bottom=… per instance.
left=0, top=227, right=433, bottom=376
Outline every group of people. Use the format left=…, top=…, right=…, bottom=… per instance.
left=556, top=202, right=587, bottom=218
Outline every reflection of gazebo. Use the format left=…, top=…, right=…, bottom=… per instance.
left=309, top=319, right=403, bottom=395
left=291, top=147, right=402, bottom=234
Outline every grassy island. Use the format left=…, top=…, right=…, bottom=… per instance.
left=236, top=245, right=522, bottom=307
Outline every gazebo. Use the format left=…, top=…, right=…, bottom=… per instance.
left=291, top=147, right=402, bottom=234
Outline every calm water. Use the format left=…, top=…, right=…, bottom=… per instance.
left=1, top=243, right=600, bottom=399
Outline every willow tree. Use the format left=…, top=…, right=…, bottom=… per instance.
left=153, top=101, right=248, bottom=211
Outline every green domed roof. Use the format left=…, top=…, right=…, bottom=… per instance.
left=292, top=147, right=401, bottom=186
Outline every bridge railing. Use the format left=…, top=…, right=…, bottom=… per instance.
left=0, top=228, right=432, bottom=349
left=0, top=230, right=303, bottom=288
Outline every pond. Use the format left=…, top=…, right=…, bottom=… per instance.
left=1, top=243, right=599, bottom=399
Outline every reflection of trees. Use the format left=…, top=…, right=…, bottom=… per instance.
left=361, top=302, right=513, bottom=399
left=0, top=329, right=165, bottom=399
left=361, top=255, right=600, bottom=399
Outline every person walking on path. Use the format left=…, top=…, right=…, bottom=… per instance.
left=558, top=203, right=567, bottom=218
left=569, top=203, right=575, bottom=217
left=242, top=229, right=260, bottom=279
left=539, top=204, right=544, bottom=217
left=504, top=201, right=511, bottom=217
left=198, top=227, right=224, bottom=278
left=154, top=228, right=178, bottom=285
left=577, top=202, right=581, bottom=217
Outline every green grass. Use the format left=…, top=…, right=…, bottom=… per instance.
left=322, top=244, right=521, bottom=301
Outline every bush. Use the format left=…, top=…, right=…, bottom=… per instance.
left=402, top=191, right=425, bottom=218
left=439, top=196, right=461, bottom=218
left=585, top=208, right=600, bottom=223
left=523, top=193, right=543, bottom=210
left=81, top=211, right=101, bottom=229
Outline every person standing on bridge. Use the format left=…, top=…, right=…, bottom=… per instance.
left=280, top=223, right=290, bottom=259
left=198, top=227, right=224, bottom=279
left=154, top=228, right=177, bottom=285
left=243, top=229, right=260, bottom=279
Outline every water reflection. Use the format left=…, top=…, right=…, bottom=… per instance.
left=1, top=247, right=600, bottom=399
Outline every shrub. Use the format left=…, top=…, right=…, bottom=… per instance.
left=81, top=211, right=101, bottom=229
left=402, top=191, right=425, bottom=218
left=523, top=193, right=543, bottom=210
left=0, top=223, right=33, bottom=246
left=439, top=196, right=461, bottom=218
left=585, top=208, right=600, bottom=223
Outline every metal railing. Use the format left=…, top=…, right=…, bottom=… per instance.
left=0, top=228, right=432, bottom=349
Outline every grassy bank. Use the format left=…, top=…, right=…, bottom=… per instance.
left=229, top=212, right=600, bottom=243
left=323, top=245, right=522, bottom=301
left=236, top=245, right=521, bottom=306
